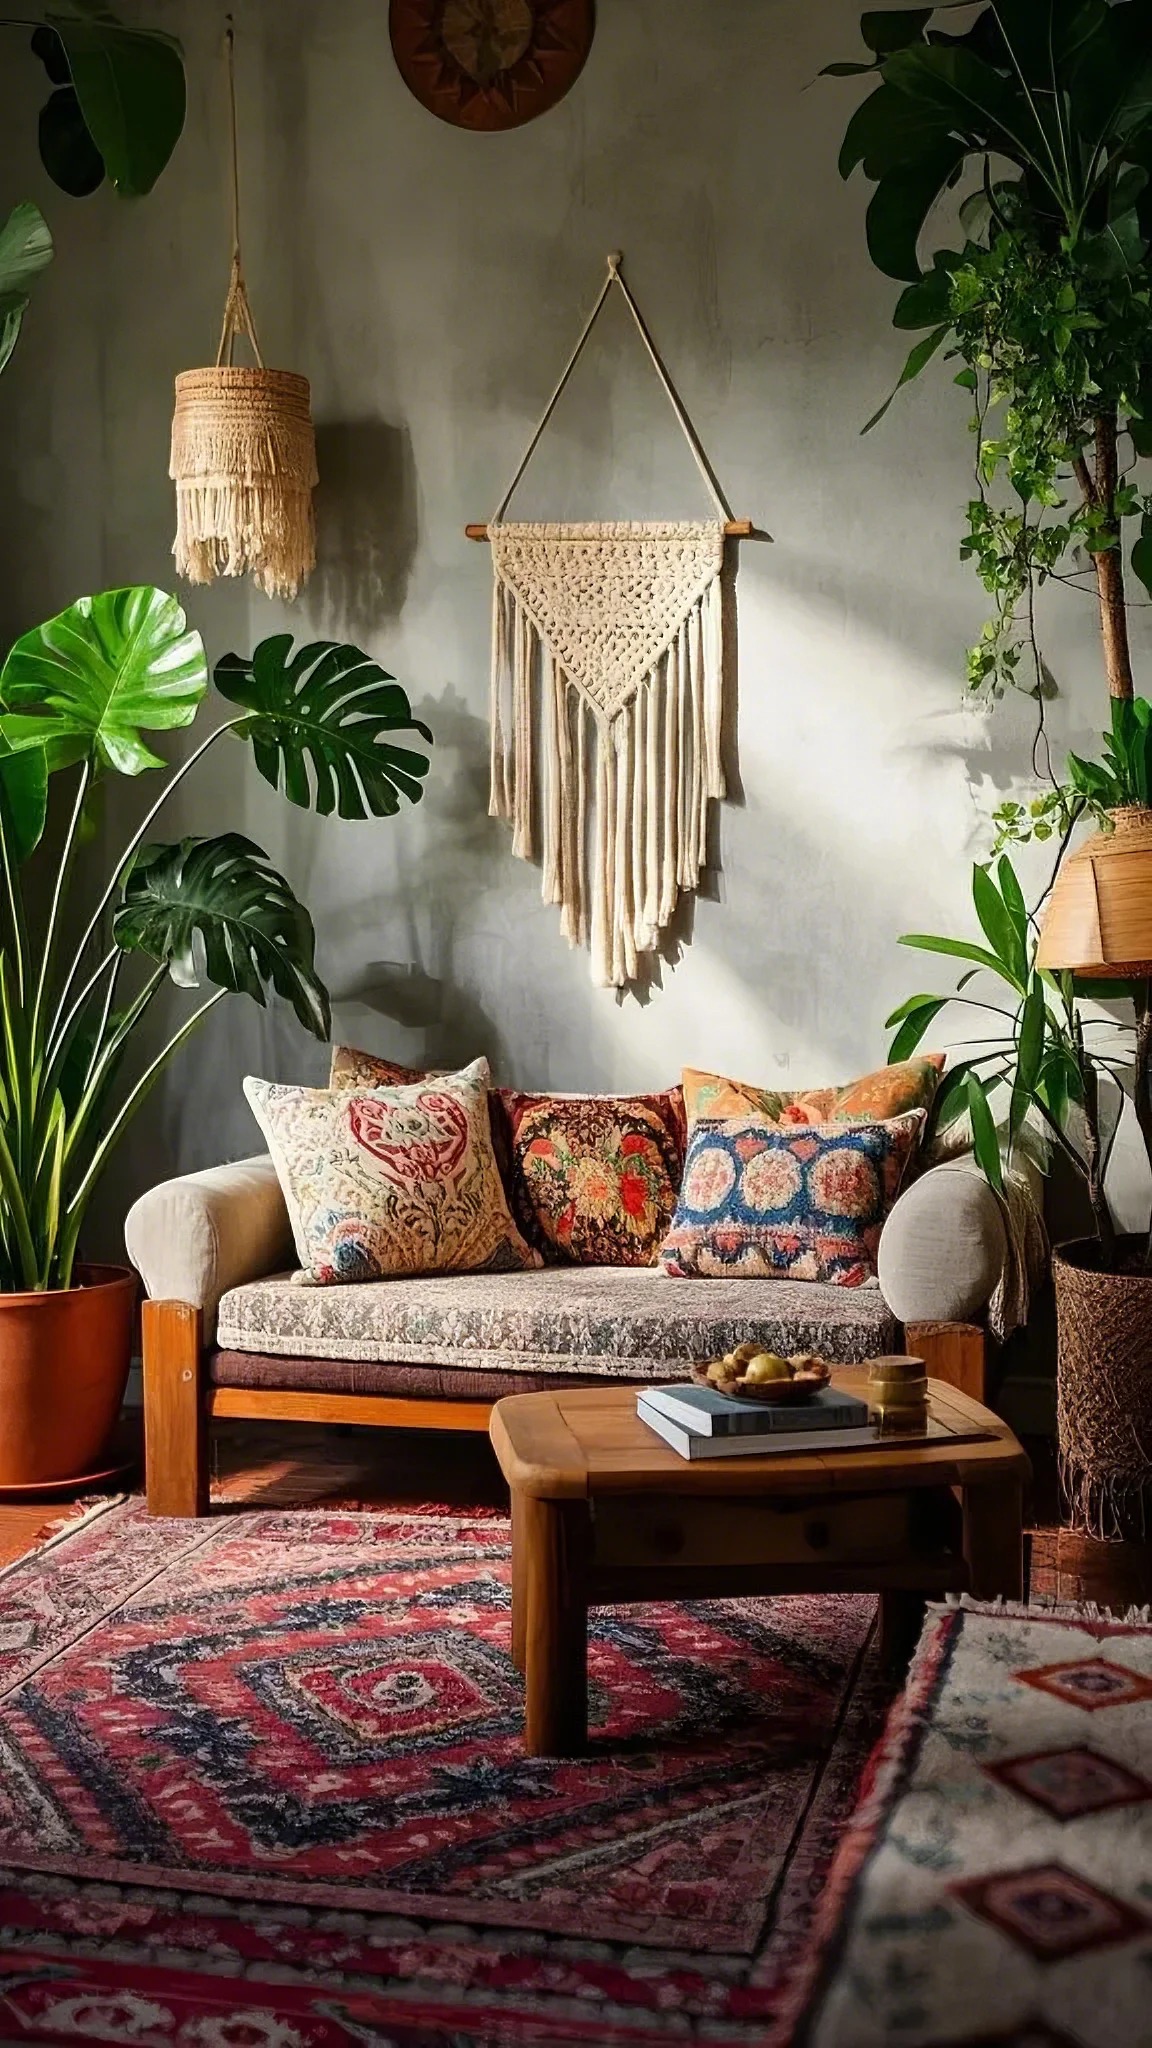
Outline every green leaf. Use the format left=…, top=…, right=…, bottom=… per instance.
left=38, top=84, right=106, bottom=197
left=45, top=15, right=186, bottom=197
left=893, top=255, right=957, bottom=328
left=1009, top=975, right=1047, bottom=1150
left=866, top=141, right=966, bottom=280
left=972, top=861, right=1027, bottom=987
left=997, top=854, right=1028, bottom=949
left=113, top=833, right=331, bottom=1040
left=863, top=323, right=950, bottom=432
left=838, top=80, right=954, bottom=180
left=966, top=1070, right=1005, bottom=1193
left=883, top=44, right=1066, bottom=201
left=821, top=61, right=881, bottom=79
left=861, top=10, right=932, bottom=57
left=0, top=202, right=54, bottom=377
left=1133, top=513, right=1152, bottom=601
left=0, top=738, right=48, bottom=866
left=899, top=931, right=1019, bottom=984
left=214, top=636, right=432, bottom=820
left=0, top=587, right=207, bottom=777
left=0, top=201, right=54, bottom=300
left=885, top=994, right=948, bottom=1062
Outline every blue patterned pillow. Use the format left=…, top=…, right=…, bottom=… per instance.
left=658, top=1113, right=924, bottom=1287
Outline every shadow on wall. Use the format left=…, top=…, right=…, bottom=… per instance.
left=326, top=685, right=505, bottom=1073
left=311, top=418, right=418, bottom=640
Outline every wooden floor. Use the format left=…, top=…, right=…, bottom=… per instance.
left=1, top=1416, right=1150, bottom=1611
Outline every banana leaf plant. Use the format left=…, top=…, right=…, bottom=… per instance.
left=7, top=5, right=186, bottom=198
left=888, top=853, right=1147, bottom=1268
left=1, top=6, right=186, bottom=383
left=827, top=2, right=1152, bottom=710
left=0, top=588, right=432, bottom=1293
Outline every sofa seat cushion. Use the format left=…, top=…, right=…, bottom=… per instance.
left=210, top=1353, right=615, bottom=1400
left=214, top=1265, right=899, bottom=1378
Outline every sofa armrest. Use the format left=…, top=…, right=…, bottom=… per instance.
left=125, top=1154, right=292, bottom=1339
left=878, top=1161, right=1008, bottom=1327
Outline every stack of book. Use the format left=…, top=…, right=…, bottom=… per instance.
left=637, top=1381, right=875, bottom=1459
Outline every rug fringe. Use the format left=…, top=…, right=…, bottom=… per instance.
left=939, top=1591, right=1152, bottom=1625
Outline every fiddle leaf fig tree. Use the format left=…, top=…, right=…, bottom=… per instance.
left=0, top=590, right=432, bottom=1292
left=827, top=1, right=1152, bottom=710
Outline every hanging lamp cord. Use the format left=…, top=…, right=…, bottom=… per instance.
left=216, top=13, right=265, bottom=369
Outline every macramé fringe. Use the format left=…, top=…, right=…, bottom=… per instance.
left=489, top=567, right=725, bottom=989
left=170, top=366, right=318, bottom=602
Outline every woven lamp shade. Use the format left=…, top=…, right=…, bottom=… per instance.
left=1036, top=806, right=1152, bottom=977
left=170, top=365, right=318, bottom=602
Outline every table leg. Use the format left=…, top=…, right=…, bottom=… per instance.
left=521, top=1493, right=589, bottom=1757
left=963, top=1479, right=1024, bottom=1602
left=510, top=1491, right=526, bottom=1674
left=879, top=1591, right=925, bottom=1674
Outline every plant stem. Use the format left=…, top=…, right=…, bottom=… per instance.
left=56, top=988, right=227, bottom=1286
left=32, top=758, right=90, bottom=1051
left=1134, top=979, right=1152, bottom=1270
left=1080, top=1036, right=1119, bottom=1266
left=49, top=718, right=243, bottom=1046
left=1077, top=415, right=1136, bottom=701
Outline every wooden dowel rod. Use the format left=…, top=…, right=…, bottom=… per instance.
left=465, top=520, right=755, bottom=541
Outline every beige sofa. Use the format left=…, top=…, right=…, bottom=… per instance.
left=126, top=1152, right=1010, bottom=1517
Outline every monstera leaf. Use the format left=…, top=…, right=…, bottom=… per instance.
left=0, top=738, right=48, bottom=866
left=215, top=636, right=432, bottom=819
left=0, top=202, right=53, bottom=377
left=0, top=586, right=207, bottom=776
left=112, top=833, right=330, bottom=1040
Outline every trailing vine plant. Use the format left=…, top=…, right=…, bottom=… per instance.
left=827, top=1, right=1152, bottom=776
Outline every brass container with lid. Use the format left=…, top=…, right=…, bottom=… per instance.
left=867, top=1354, right=928, bottom=1431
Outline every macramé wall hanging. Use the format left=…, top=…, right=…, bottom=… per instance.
left=472, top=253, right=751, bottom=990
left=170, top=17, right=318, bottom=602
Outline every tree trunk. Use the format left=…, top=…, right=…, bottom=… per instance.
left=1090, top=413, right=1135, bottom=702
left=1135, top=981, right=1152, bottom=1271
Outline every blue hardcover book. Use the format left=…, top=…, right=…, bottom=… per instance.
left=639, top=1382, right=870, bottom=1438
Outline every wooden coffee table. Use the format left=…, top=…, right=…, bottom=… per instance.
left=489, top=1375, right=1030, bottom=1755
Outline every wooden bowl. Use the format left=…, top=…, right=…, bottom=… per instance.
left=690, top=1359, right=832, bottom=1405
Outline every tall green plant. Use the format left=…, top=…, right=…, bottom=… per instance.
left=0, top=588, right=432, bottom=1292
left=828, top=2, right=1152, bottom=712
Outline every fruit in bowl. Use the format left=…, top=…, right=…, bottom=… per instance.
left=693, top=1348, right=832, bottom=1403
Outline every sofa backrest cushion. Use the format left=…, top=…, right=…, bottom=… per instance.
left=244, top=1058, right=541, bottom=1285
left=660, top=1111, right=924, bottom=1287
left=681, top=1055, right=945, bottom=1132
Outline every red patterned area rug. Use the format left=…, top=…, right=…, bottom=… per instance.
left=0, top=1500, right=887, bottom=2046
left=782, top=1597, right=1152, bottom=2048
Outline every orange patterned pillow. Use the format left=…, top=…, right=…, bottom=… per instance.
left=682, top=1056, right=944, bottom=1130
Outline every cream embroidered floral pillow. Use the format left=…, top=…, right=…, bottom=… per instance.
left=244, top=1058, right=541, bottom=1285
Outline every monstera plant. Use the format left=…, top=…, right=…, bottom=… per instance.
left=0, top=587, right=430, bottom=1487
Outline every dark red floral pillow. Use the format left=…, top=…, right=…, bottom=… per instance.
left=497, top=1091, right=687, bottom=1266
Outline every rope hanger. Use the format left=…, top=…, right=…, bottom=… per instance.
left=216, top=14, right=264, bottom=369
left=467, top=252, right=752, bottom=539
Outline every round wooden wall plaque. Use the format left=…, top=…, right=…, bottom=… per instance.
left=390, top=0, right=595, bottom=132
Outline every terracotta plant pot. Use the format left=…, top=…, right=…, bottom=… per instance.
left=1053, top=1238, right=1152, bottom=1538
left=0, top=1264, right=137, bottom=1488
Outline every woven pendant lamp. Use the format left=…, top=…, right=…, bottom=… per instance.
left=1035, top=806, right=1152, bottom=977
left=170, top=19, right=317, bottom=602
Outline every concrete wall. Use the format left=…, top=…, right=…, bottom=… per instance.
left=1, top=0, right=1147, bottom=1249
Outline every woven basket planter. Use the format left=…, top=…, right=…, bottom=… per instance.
left=1054, top=1237, right=1152, bottom=1538
left=170, top=365, right=317, bottom=601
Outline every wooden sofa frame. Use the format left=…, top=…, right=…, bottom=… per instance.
left=141, top=1299, right=989, bottom=1519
